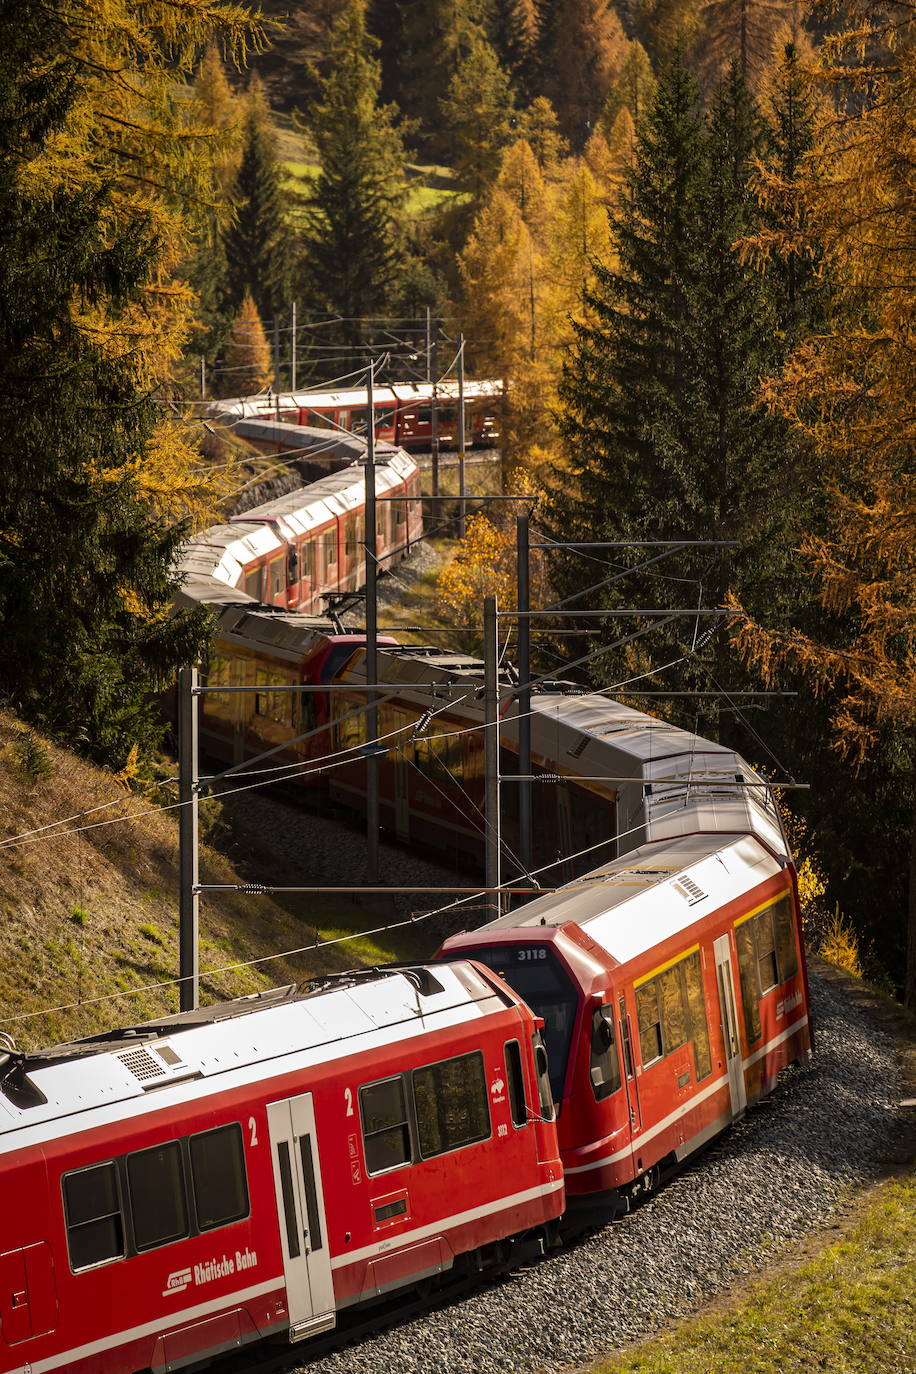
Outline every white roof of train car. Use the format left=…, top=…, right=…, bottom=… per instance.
left=211, top=380, right=501, bottom=419
left=0, top=964, right=506, bottom=1147
left=481, top=832, right=785, bottom=967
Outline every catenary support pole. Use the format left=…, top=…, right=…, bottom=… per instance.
left=483, top=595, right=501, bottom=921
left=458, top=333, right=467, bottom=538
left=291, top=301, right=297, bottom=392
left=517, top=514, right=532, bottom=879
left=364, top=362, right=380, bottom=883
left=178, top=666, right=200, bottom=1011
left=200, top=356, right=206, bottom=401
left=431, top=333, right=440, bottom=500
left=273, top=317, right=280, bottom=391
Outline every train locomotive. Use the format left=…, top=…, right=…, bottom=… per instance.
left=0, top=963, right=562, bottom=1374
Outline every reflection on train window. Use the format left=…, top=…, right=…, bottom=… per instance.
left=190, top=1124, right=249, bottom=1230
left=635, top=949, right=711, bottom=1078
left=360, top=1076, right=413, bottom=1174
left=590, top=1006, right=622, bottom=1101
left=63, top=1161, right=125, bottom=1271
left=412, top=1052, right=490, bottom=1158
left=504, top=1040, right=527, bottom=1127
left=336, top=695, right=367, bottom=750
left=269, top=555, right=285, bottom=600
left=455, top=945, right=578, bottom=1101
left=734, top=894, right=798, bottom=1044
left=205, top=655, right=233, bottom=714
left=255, top=669, right=292, bottom=725
left=127, top=1142, right=189, bottom=1251
left=299, top=539, right=314, bottom=582
left=413, top=726, right=464, bottom=780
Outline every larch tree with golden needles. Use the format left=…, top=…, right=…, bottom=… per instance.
left=731, top=6, right=916, bottom=1008
left=224, top=293, right=274, bottom=394
left=0, top=0, right=257, bottom=766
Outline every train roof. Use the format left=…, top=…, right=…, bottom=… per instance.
left=175, top=446, right=418, bottom=598
left=469, top=832, right=787, bottom=968
left=210, top=380, right=501, bottom=419
left=0, top=963, right=512, bottom=1147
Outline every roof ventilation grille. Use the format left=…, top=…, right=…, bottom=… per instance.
left=116, top=1043, right=193, bottom=1087
left=672, top=876, right=706, bottom=905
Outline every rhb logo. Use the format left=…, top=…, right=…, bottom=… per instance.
left=163, top=1267, right=192, bottom=1297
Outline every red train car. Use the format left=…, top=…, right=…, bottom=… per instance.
left=442, top=832, right=813, bottom=1211
left=0, top=964, right=562, bottom=1374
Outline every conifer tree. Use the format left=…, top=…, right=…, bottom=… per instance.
left=0, top=0, right=248, bottom=763
left=490, top=0, right=542, bottom=104
left=299, top=0, right=407, bottom=348
left=697, top=0, right=798, bottom=92
left=599, top=40, right=656, bottom=136
left=517, top=96, right=569, bottom=174
left=546, top=59, right=801, bottom=731
left=224, top=85, right=289, bottom=328
left=224, top=293, right=274, bottom=393
left=440, top=23, right=516, bottom=202
left=547, top=0, right=628, bottom=149
left=458, top=190, right=537, bottom=376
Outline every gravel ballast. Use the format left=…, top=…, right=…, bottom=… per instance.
left=297, top=973, right=899, bottom=1374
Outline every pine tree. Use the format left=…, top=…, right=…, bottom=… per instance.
left=490, top=0, right=542, bottom=104
left=0, top=0, right=244, bottom=764
left=440, top=23, right=516, bottom=202
left=298, top=0, right=407, bottom=349
left=224, top=85, right=290, bottom=328
left=546, top=59, right=800, bottom=733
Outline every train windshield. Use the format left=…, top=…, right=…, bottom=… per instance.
left=460, top=945, right=579, bottom=1103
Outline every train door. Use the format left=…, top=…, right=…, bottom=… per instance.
left=266, top=1093, right=336, bottom=1342
left=618, top=994, right=641, bottom=1135
left=713, top=935, right=747, bottom=1117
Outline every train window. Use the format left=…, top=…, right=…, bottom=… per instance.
left=735, top=919, right=763, bottom=1044
left=360, top=1076, right=413, bottom=1174
left=532, top=1032, right=555, bottom=1121
left=412, top=1051, right=490, bottom=1158
left=344, top=516, right=358, bottom=558
left=336, top=695, right=367, bottom=750
left=300, top=539, right=314, bottom=582
left=63, top=1162, right=125, bottom=1271
left=323, top=530, right=337, bottom=571
left=254, top=669, right=291, bottom=725
left=682, top=951, right=712, bottom=1080
left=458, top=945, right=577, bottom=1102
left=244, top=568, right=262, bottom=600
left=504, top=1040, right=527, bottom=1127
left=773, top=896, right=799, bottom=982
left=205, top=655, right=233, bottom=713
left=734, top=894, right=798, bottom=1041
left=126, top=1142, right=189, bottom=1251
left=636, top=981, right=664, bottom=1065
left=395, top=498, right=406, bottom=528
left=286, top=545, right=299, bottom=584
left=636, top=950, right=712, bottom=1076
left=189, top=1124, right=249, bottom=1231
left=589, top=1005, right=622, bottom=1101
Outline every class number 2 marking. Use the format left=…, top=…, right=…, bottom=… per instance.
left=248, top=1116, right=258, bottom=1147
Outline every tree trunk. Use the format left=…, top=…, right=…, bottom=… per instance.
left=906, top=738, right=916, bottom=1011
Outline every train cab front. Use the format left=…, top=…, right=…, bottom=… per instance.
left=440, top=924, right=636, bottom=1217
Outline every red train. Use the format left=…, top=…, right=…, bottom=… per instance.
left=178, top=446, right=423, bottom=616
left=212, top=380, right=501, bottom=452
left=0, top=963, right=562, bottom=1373
left=443, top=831, right=812, bottom=1210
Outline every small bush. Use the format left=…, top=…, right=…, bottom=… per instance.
left=11, top=731, right=53, bottom=783
left=139, top=923, right=163, bottom=945
left=70, top=907, right=88, bottom=927
left=819, top=906, right=863, bottom=978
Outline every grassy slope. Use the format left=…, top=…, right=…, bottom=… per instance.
left=587, top=1171, right=916, bottom=1374
left=0, top=712, right=365, bottom=1051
